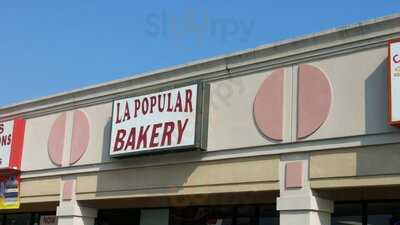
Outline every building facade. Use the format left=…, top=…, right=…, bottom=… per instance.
left=1, top=14, right=400, bottom=225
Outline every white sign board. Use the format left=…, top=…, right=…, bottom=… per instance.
left=389, top=40, right=400, bottom=125
left=40, top=215, right=57, bottom=225
left=110, top=84, right=198, bottom=156
left=0, top=120, right=14, bottom=169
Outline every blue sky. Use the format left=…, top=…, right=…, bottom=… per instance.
left=0, top=0, right=399, bottom=107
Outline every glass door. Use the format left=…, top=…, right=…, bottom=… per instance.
left=5, top=214, right=32, bottom=225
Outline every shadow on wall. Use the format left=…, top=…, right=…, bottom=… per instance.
left=100, top=117, right=112, bottom=163
left=357, top=58, right=400, bottom=177
left=363, top=58, right=396, bottom=136
left=95, top=117, right=205, bottom=204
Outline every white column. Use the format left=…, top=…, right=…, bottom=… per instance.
left=277, top=153, right=334, bottom=225
left=57, top=201, right=98, bottom=225
left=56, top=177, right=98, bottom=225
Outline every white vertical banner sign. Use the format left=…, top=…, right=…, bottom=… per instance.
left=109, top=84, right=199, bottom=156
left=0, top=120, right=14, bottom=168
left=389, top=40, right=400, bottom=125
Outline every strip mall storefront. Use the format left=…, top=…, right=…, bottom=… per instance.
left=1, top=14, right=400, bottom=225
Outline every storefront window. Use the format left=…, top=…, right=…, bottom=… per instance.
left=332, top=203, right=363, bottom=225
left=96, top=209, right=140, bottom=225
left=332, top=201, right=400, bottom=225
left=367, top=202, right=400, bottom=225
left=168, top=204, right=277, bottom=225
left=96, top=204, right=278, bottom=225
left=140, top=209, right=169, bottom=225
left=207, top=206, right=234, bottom=225
left=5, top=214, right=31, bottom=225
left=170, top=207, right=208, bottom=225
left=0, top=213, right=54, bottom=225
left=236, top=206, right=256, bottom=225
left=259, top=205, right=279, bottom=225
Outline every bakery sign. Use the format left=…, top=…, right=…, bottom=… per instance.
left=109, top=84, right=200, bottom=156
left=388, top=39, right=400, bottom=126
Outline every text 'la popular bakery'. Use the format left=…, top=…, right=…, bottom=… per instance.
left=110, top=84, right=198, bottom=155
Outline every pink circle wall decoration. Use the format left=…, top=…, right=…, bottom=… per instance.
left=69, top=110, right=90, bottom=165
left=48, top=110, right=90, bottom=166
left=253, top=69, right=284, bottom=141
left=297, top=64, right=332, bottom=139
left=254, top=65, right=332, bottom=141
left=48, top=113, right=67, bottom=166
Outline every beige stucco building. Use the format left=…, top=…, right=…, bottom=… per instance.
left=1, top=13, right=400, bottom=225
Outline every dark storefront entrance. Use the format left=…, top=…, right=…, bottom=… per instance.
left=95, top=204, right=279, bottom=225
left=94, top=201, right=400, bottom=225
left=0, top=213, right=54, bottom=225
left=0, top=201, right=399, bottom=224
left=333, top=201, right=400, bottom=225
